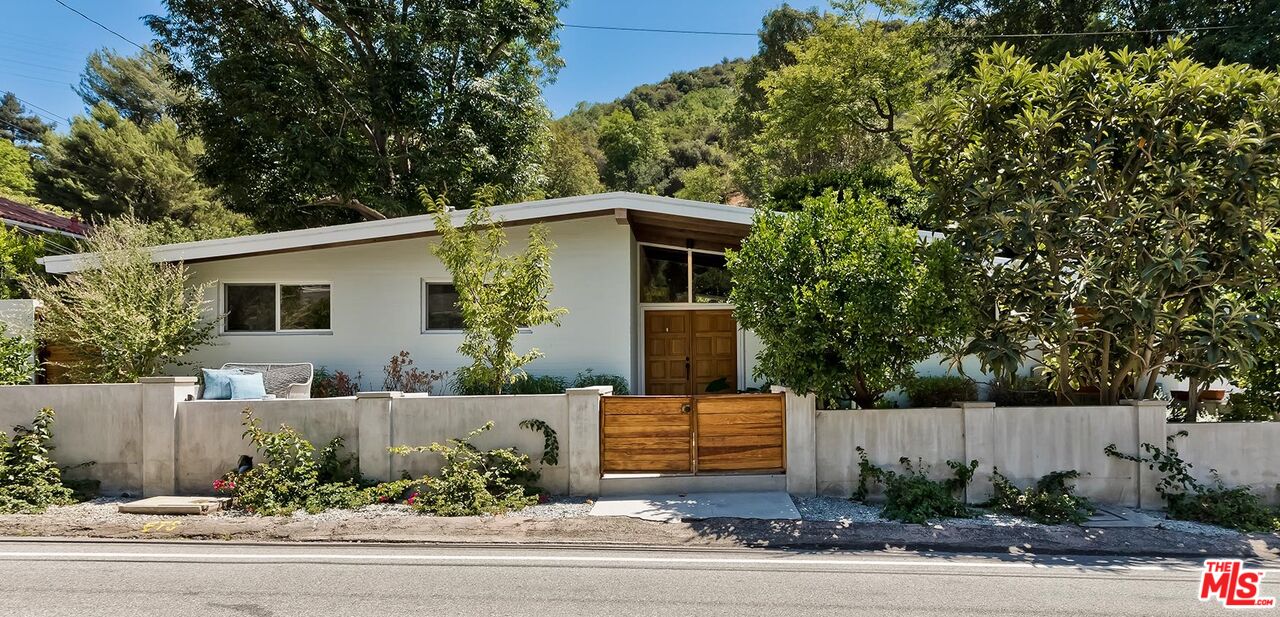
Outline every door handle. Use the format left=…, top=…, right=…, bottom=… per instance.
left=681, top=403, right=692, bottom=414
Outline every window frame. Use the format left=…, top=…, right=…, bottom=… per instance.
left=220, top=281, right=333, bottom=335
left=637, top=242, right=733, bottom=308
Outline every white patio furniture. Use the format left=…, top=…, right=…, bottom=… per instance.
left=220, top=362, right=314, bottom=399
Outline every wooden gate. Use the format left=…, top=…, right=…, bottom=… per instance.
left=600, top=393, right=784, bottom=474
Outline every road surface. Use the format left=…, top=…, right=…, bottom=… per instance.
left=0, top=540, right=1252, bottom=616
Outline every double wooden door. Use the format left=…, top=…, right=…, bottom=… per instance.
left=644, top=309, right=737, bottom=396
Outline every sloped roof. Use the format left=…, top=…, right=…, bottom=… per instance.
left=39, top=192, right=754, bottom=274
left=0, top=197, right=87, bottom=238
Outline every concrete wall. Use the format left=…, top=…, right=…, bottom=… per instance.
left=180, top=216, right=634, bottom=391
left=0, top=299, right=35, bottom=337
left=808, top=400, right=1158, bottom=507
left=1174, top=423, right=1280, bottom=503
left=0, top=384, right=145, bottom=495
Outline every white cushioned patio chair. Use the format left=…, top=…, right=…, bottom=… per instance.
left=220, top=362, right=314, bottom=399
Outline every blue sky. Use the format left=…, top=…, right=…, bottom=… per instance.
left=0, top=0, right=804, bottom=130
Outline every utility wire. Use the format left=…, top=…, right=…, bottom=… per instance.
left=9, top=95, right=69, bottom=124
left=562, top=21, right=1247, bottom=39
left=0, top=117, right=44, bottom=142
left=49, top=0, right=160, bottom=58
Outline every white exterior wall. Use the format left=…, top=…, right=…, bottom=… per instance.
left=178, top=216, right=634, bottom=390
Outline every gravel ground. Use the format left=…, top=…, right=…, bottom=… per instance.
left=792, top=495, right=1243, bottom=536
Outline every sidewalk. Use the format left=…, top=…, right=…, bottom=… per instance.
left=0, top=497, right=1272, bottom=560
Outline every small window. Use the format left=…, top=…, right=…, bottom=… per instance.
left=639, top=245, right=689, bottom=303
left=692, top=252, right=731, bottom=303
left=225, top=284, right=276, bottom=332
left=223, top=283, right=331, bottom=333
left=425, top=282, right=464, bottom=330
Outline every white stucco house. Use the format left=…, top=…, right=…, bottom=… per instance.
left=40, top=192, right=782, bottom=394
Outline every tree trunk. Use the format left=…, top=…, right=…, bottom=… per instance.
left=1185, top=376, right=1201, bottom=423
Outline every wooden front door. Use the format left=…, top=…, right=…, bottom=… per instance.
left=644, top=310, right=737, bottom=396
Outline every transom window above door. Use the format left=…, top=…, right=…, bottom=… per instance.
left=223, top=283, right=331, bottom=333
left=639, top=244, right=731, bottom=304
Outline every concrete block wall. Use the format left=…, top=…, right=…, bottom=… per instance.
left=0, top=381, right=611, bottom=497
left=797, top=393, right=1188, bottom=509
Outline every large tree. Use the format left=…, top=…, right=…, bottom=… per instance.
left=540, top=122, right=602, bottom=199
left=0, top=93, right=54, bottom=148
left=911, top=40, right=1280, bottom=412
left=75, top=49, right=185, bottom=125
left=148, top=0, right=564, bottom=229
left=921, top=0, right=1280, bottom=70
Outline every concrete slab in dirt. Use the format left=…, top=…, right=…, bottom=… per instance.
left=117, top=496, right=228, bottom=515
left=1082, top=507, right=1160, bottom=528
left=589, top=491, right=800, bottom=522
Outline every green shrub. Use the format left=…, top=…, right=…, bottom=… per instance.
left=571, top=369, right=630, bottom=394
left=854, top=447, right=976, bottom=524
left=0, top=408, right=78, bottom=513
left=506, top=374, right=567, bottom=394
left=221, top=408, right=375, bottom=515
left=1106, top=432, right=1280, bottom=532
left=902, top=375, right=977, bottom=407
left=390, top=422, right=539, bottom=516
left=988, top=374, right=1058, bottom=406
left=0, top=323, right=36, bottom=385
left=985, top=469, right=1093, bottom=524
left=1220, top=391, right=1276, bottom=422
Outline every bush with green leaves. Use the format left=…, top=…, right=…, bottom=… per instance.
left=985, top=469, right=1093, bottom=525
left=220, top=408, right=375, bottom=516
left=854, top=447, right=976, bottom=524
left=571, top=370, right=630, bottom=394
left=0, top=408, right=78, bottom=513
left=505, top=374, right=568, bottom=395
left=728, top=193, right=972, bottom=408
left=902, top=375, right=977, bottom=408
left=988, top=374, right=1058, bottom=407
left=1105, top=432, right=1280, bottom=532
left=0, top=322, right=37, bottom=385
left=390, top=422, right=538, bottom=516
left=24, top=217, right=217, bottom=383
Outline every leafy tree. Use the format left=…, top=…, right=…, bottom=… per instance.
left=766, top=161, right=927, bottom=226
left=0, top=224, right=46, bottom=299
left=597, top=104, right=667, bottom=192
left=0, top=140, right=35, bottom=198
left=0, top=93, right=54, bottom=147
left=541, top=122, right=602, bottom=199
left=425, top=191, right=567, bottom=395
left=727, top=193, right=972, bottom=407
left=149, top=0, right=565, bottom=229
left=34, top=103, right=252, bottom=240
left=75, top=48, right=185, bottom=125
left=921, top=0, right=1280, bottom=70
left=0, top=322, right=37, bottom=385
left=727, top=4, right=825, bottom=143
left=911, top=41, right=1280, bottom=411
left=674, top=163, right=730, bottom=203
left=23, top=217, right=218, bottom=383
left=746, top=16, right=942, bottom=198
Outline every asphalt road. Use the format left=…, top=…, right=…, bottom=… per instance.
left=0, top=540, right=1254, bottom=616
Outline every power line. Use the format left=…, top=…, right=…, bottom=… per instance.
left=10, top=95, right=69, bottom=124
left=562, top=21, right=1246, bottom=40
left=563, top=23, right=756, bottom=37
left=0, top=117, right=44, bottom=142
left=49, top=0, right=160, bottom=58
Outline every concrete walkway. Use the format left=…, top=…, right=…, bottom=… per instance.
left=588, top=491, right=801, bottom=522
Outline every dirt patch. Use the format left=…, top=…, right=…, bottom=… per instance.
left=0, top=500, right=1274, bottom=560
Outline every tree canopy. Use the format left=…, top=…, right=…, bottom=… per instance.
left=148, top=0, right=565, bottom=229
left=912, top=40, right=1280, bottom=410
left=75, top=48, right=185, bottom=125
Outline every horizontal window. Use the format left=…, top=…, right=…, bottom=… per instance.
left=224, top=283, right=331, bottom=333
left=424, top=282, right=464, bottom=330
left=640, top=245, right=730, bottom=305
